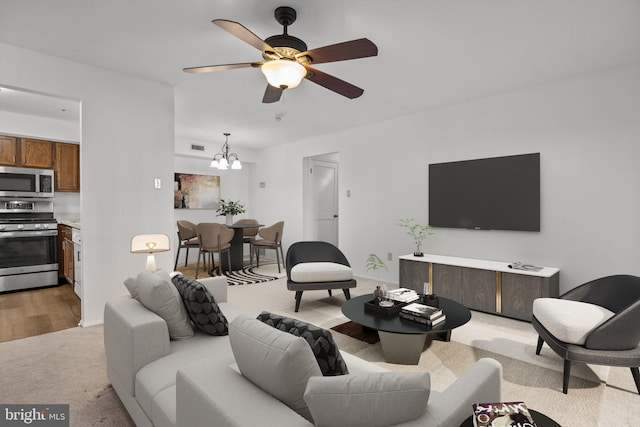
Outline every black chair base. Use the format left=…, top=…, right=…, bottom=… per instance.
left=535, top=323, right=640, bottom=395
left=294, top=288, right=352, bottom=312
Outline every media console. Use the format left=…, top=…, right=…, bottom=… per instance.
left=399, top=254, right=560, bottom=322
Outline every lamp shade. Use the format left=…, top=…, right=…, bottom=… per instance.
left=131, top=234, right=170, bottom=271
left=130, top=234, right=170, bottom=253
left=261, top=60, right=306, bottom=89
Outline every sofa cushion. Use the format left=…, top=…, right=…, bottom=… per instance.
left=257, top=311, right=349, bottom=376
left=172, top=274, right=228, bottom=336
left=533, top=298, right=615, bottom=345
left=290, top=262, right=353, bottom=283
left=229, top=313, right=322, bottom=422
left=304, top=372, right=430, bottom=427
left=126, top=270, right=194, bottom=340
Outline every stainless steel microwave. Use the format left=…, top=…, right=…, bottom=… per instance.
left=0, top=166, right=54, bottom=198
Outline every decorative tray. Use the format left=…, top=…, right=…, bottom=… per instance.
left=364, top=299, right=407, bottom=316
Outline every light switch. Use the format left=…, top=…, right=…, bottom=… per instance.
left=347, top=190, right=351, bottom=198
left=154, top=178, right=162, bottom=189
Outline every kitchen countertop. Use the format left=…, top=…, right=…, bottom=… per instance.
left=58, top=219, right=81, bottom=229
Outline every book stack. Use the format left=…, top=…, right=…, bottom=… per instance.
left=472, top=401, right=537, bottom=427
left=399, top=302, right=446, bottom=326
left=387, top=288, right=420, bottom=303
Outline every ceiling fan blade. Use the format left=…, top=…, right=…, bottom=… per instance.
left=296, top=38, right=378, bottom=65
left=262, top=85, right=283, bottom=103
left=213, top=19, right=275, bottom=53
left=304, top=66, right=364, bottom=99
left=183, top=62, right=262, bottom=73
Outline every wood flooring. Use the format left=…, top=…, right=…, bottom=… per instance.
left=0, top=283, right=81, bottom=343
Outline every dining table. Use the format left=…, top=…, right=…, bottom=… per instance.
left=220, top=223, right=263, bottom=271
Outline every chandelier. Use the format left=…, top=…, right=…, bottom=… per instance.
left=210, top=133, right=242, bottom=170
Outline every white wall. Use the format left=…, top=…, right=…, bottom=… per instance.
left=1, top=42, right=175, bottom=326
left=0, top=110, right=80, bottom=142
left=251, top=64, right=640, bottom=294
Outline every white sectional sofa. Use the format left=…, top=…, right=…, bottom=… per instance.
left=104, top=272, right=503, bottom=427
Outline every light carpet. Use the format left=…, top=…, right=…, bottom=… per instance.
left=1, top=275, right=638, bottom=427
left=0, top=325, right=133, bottom=427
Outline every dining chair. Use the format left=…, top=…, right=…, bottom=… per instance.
left=195, top=222, right=234, bottom=279
left=253, top=221, right=285, bottom=273
left=174, top=220, right=199, bottom=270
left=233, top=218, right=260, bottom=264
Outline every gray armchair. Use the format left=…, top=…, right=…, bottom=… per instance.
left=286, top=241, right=357, bottom=312
left=532, top=274, right=640, bottom=394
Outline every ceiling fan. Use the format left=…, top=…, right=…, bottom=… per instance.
left=183, top=6, right=378, bottom=103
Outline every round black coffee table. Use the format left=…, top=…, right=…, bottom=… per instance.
left=341, top=294, right=471, bottom=364
left=460, top=409, right=561, bottom=427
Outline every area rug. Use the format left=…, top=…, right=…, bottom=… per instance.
left=175, top=262, right=280, bottom=285
left=327, top=328, right=605, bottom=427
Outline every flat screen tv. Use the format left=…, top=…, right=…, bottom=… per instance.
left=428, top=153, right=540, bottom=231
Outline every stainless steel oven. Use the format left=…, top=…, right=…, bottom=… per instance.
left=0, top=166, right=55, bottom=198
left=0, top=199, right=58, bottom=293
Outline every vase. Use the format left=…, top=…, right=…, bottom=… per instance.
left=226, top=214, right=233, bottom=226
left=373, top=286, right=383, bottom=304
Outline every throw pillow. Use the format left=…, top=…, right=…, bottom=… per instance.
left=123, top=276, right=138, bottom=298
left=171, top=274, right=228, bottom=336
left=229, top=313, right=321, bottom=422
left=131, top=270, right=194, bottom=340
left=304, top=372, right=431, bottom=427
left=257, top=311, right=349, bottom=376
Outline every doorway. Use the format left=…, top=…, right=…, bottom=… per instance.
left=0, top=86, right=82, bottom=341
left=303, top=154, right=339, bottom=246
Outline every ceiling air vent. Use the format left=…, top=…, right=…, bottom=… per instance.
left=190, top=144, right=205, bottom=152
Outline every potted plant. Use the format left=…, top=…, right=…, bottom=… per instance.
left=398, top=218, right=434, bottom=257
left=366, top=254, right=392, bottom=306
left=216, top=199, right=246, bottom=226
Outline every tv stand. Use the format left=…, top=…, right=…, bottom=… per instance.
left=399, top=254, right=559, bottom=322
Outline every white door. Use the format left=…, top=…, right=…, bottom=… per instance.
left=310, top=159, right=338, bottom=245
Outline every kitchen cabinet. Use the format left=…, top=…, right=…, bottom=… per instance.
left=399, top=254, right=559, bottom=322
left=55, top=142, right=80, bottom=192
left=58, top=224, right=74, bottom=286
left=0, top=134, right=80, bottom=192
left=0, top=135, right=18, bottom=165
left=20, top=138, right=54, bottom=168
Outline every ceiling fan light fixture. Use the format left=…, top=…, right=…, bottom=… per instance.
left=261, top=59, right=306, bottom=89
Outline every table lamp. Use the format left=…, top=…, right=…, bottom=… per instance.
left=130, top=234, right=170, bottom=271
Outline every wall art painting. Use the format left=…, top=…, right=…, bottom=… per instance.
left=174, top=172, right=220, bottom=209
